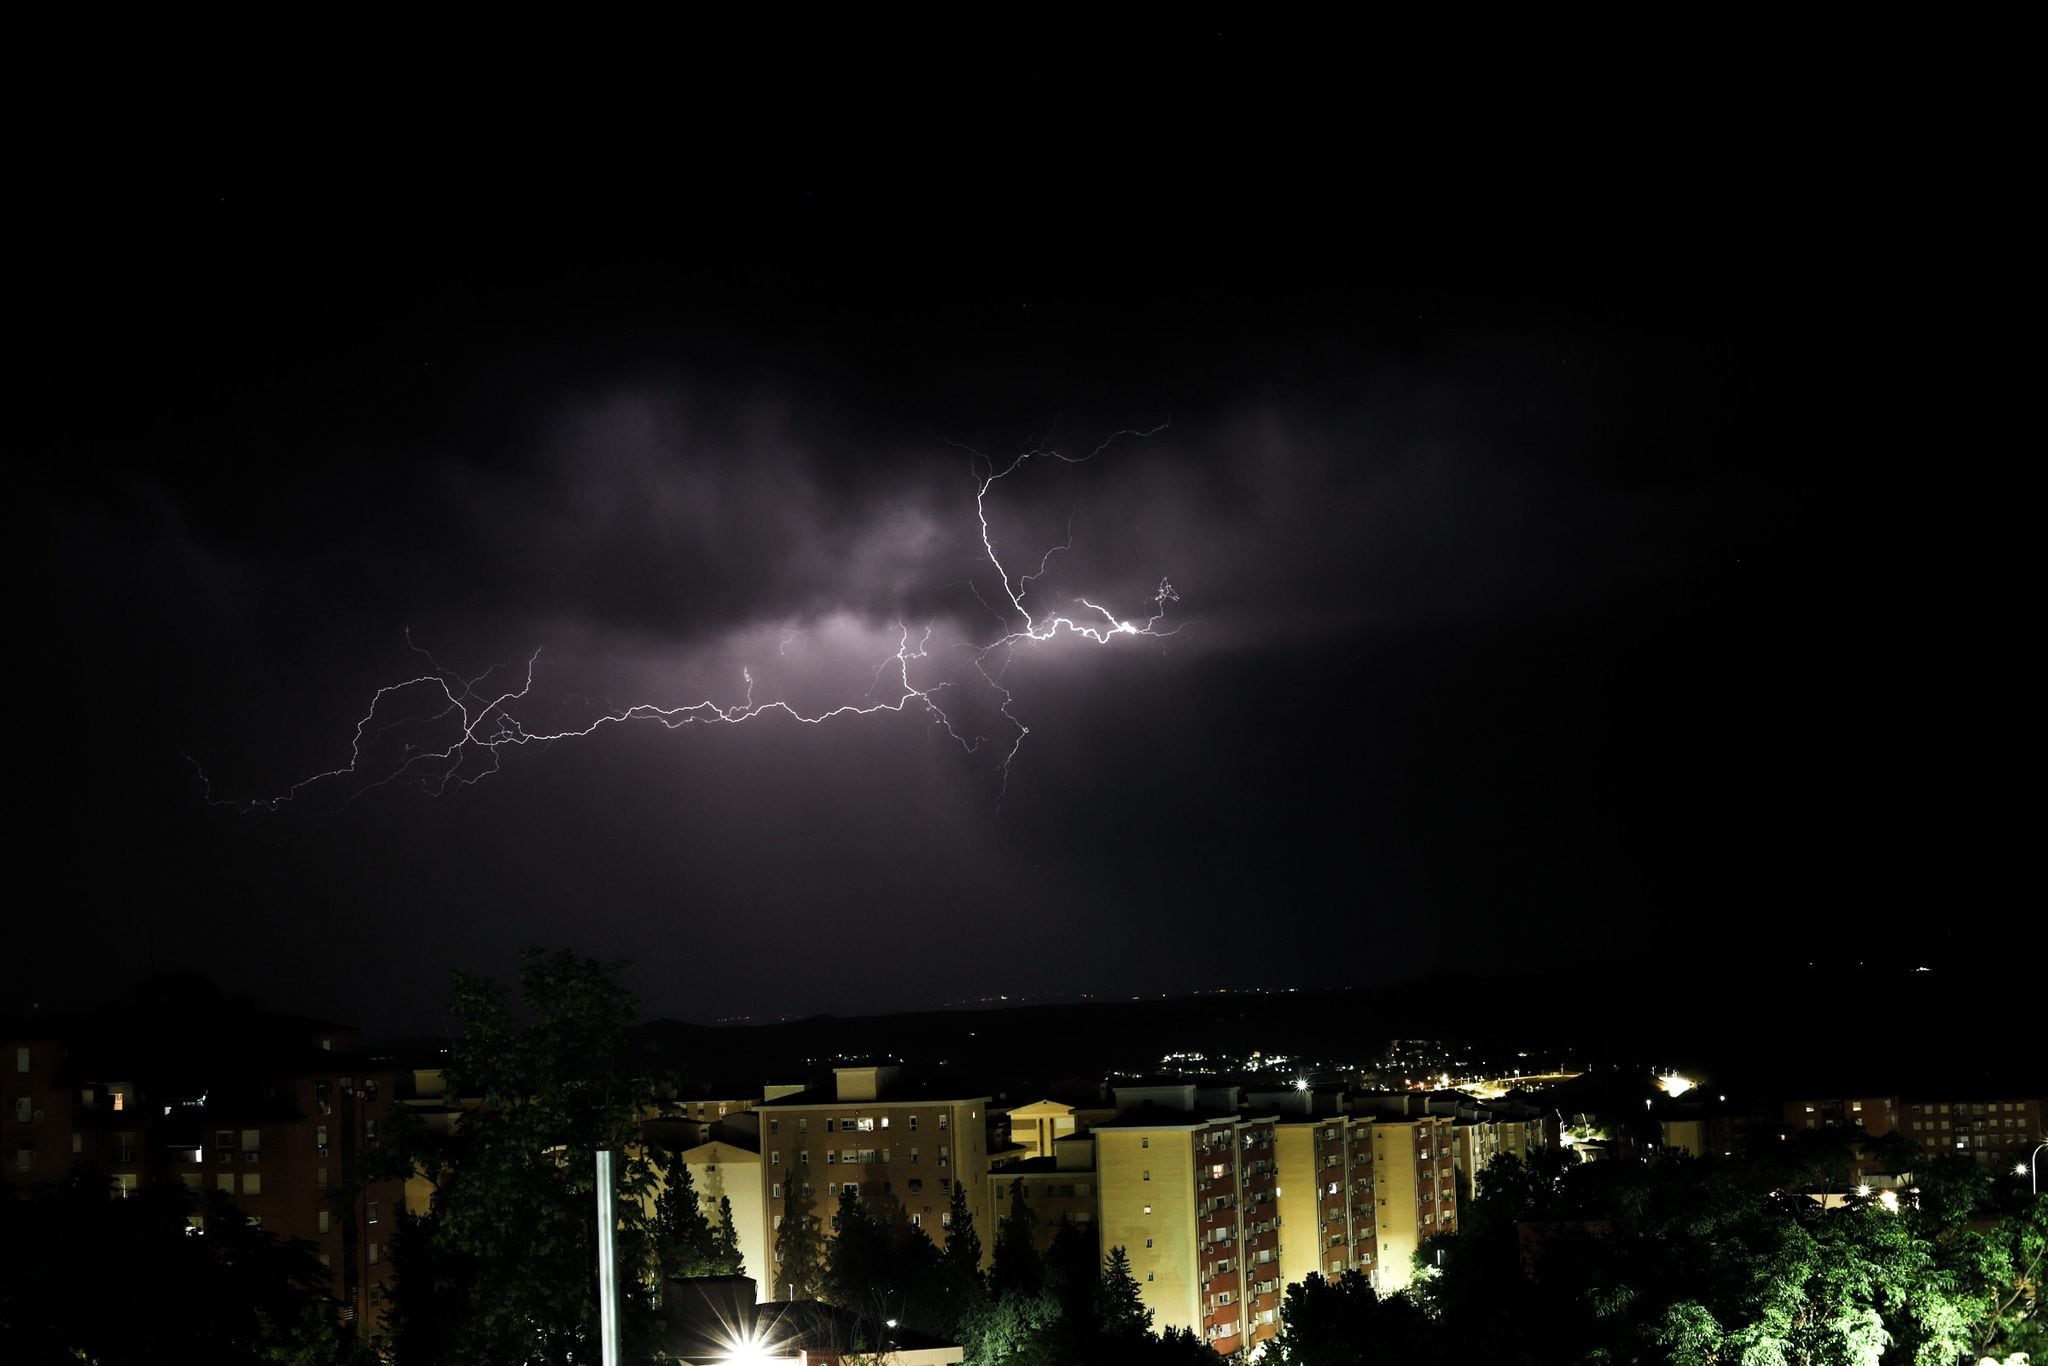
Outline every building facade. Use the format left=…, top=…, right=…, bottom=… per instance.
left=1367, top=1114, right=1458, bottom=1290
left=1274, top=1114, right=1380, bottom=1291
left=753, top=1067, right=995, bottom=1293
left=1095, top=1101, right=1284, bottom=1356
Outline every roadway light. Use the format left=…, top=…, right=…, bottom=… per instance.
left=722, top=1329, right=777, bottom=1364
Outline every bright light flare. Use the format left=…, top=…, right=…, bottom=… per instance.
left=721, top=1329, right=779, bottom=1365
left=1656, top=1073, right=1697, bottom=1099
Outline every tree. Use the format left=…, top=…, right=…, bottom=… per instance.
left=991, top=1178, right=1044, bottom=1300
left=1098, top=1244, right=1153, bottom=1346
left=0, top=1175, right=371, bottom=1365
left=942, top=1178, right=985, bottom=1292
left=710, top=1194, right=746, bottom=1278
left=376, top=949, right=667, bottom=1366
left=1043, top=1216, right=1101, bottom=1322
left=822, top=1183, right=894, bottom=1326
left=653, top=1157, right=720, bottom=1282
left=774, top=1167, right=826, bottom=1300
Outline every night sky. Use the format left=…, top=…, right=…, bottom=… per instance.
left=19, top=38, right=2027, bottom=1035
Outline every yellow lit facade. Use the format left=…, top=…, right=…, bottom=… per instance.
left=1369, top=1115, right=1458, bottom=1291
left=1275, top=1115, right=1379, bottom=1291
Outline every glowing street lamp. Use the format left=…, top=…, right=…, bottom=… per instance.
left=2023, top=1142, right=2047, bottom=1195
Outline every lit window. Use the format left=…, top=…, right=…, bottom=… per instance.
left=243, top=1173, right=262, bottom=1196
left=367, top=1201, right=379, bottom=1224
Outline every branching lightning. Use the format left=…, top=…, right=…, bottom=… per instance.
left=193, top=427, right=1179, bottom=813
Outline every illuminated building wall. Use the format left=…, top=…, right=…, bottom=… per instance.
left=1275, top=1115, right=1380, bottom=1292
left=1369, top=1115, right=1458, bottom=1291
left=996, top=1098, right=1078, bottom=1162
left=676, top=1138, right=766, bottom=1300
left=988, top=1133, right=1097, bottom=1254
left=754, top=1067, right=995, bottom=1283
left=1096, top=1107, right=1283, bottom=1356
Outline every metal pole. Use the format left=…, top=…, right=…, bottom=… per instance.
left=597, top=1148, right=621, bottom=1366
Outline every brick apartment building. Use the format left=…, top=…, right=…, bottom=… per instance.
left=4, top=980, right=402, bottom=1343
left=1782, top=1091, right=2045, bottom=1171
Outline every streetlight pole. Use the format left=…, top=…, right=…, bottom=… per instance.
left=2024, top=1141, right=2046, bottom=1196
left=597, top=1149, right=621, bottom=1366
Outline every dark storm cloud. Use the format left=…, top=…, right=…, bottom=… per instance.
left=29, top=297, right=1959, bottom=1032
left=54, top=317, right=1806, bottom=819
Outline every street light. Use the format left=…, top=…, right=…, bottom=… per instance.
left=2023, top=1142, right=2046, bottom=1195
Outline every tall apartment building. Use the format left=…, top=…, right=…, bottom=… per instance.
left=1367, top=1115, right=1458, bottom=1290
left=1449, top=1110, right=1550, bottom=1203
left=4, top=989, right=403, bottom=1342
left=1780, top=1091, right=2045, bottom=1171
left=751, top=1066, right=994, bottom=1293
left=1897, top=1095, right=2044, bottom=1169
left=1094, top=1087, right=1284, bottom=1357
left=1273, top=1114, right=1380, bottom=1291
left=1784, top=1095, right=1898, bottom=1138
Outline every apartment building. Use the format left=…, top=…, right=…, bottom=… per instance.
left=1783, top=1095, right=1898, bottom=1138
left=751, top=1066, right=994, bottom=1292
left=1781, top=1091, right=2045, bottom=1171
left=4, top=989, right=402, bottom=1341
left=1273, top=1113, right=1379, bottom=1291
left=996, top=1098, right=1079, bottom=1163
left=987, top=1133, right=1098, bottom=1253
left=1367, top=1114, right=1458, bottom=1290
left=1093, top=1086, right=1284, bottom=1356
left=675, top=1136, right=767, bottom=1295
left=1897, top=1095, right=2044, bottom=1170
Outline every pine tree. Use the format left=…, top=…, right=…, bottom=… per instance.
left=941, top=1178, right=984, bottom=1291
left=938, top=1178, right=986, bottom=1341
left=822, top=1183, right=893, bottom=1321
left=1099, top=1244, right=1153, bottom=1345
left=772, top=1170, right=825, bottom=1300
left=653, top=1157, right=719, bottom=1281
left=990, top=1177, right=1044, bottom=1300
left=710, top=1195, right=745, bottom=1277
left=1044, top=1215, right=1101, bottom=1323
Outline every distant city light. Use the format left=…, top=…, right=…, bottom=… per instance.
left=1294, top=1079, right=1310, bottom=1092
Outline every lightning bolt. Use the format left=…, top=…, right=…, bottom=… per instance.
left=192, top=427, right=1180, bottom=813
